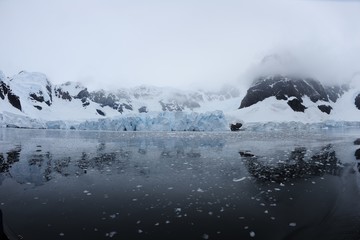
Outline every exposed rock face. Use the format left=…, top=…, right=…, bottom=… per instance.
left=0, top=79, right=22, bottom=111
left=96, top=109, right=106, bottom=116
left=159, top=100, right=184, bottom=111
left=138, top=106, right=148, bottom=113
left=318, top=105, right=332, bottom=114
left=75, top=89, right=90, bottom=99
left=355, top=93, right=360, bottom=110
left=16, top=72, right=53, bottom=106
left=158, top=98, right=200, bottom=112
left=355, top=149, right=360, bottom=160
left=89, top=90, right=133, bottom=113
left=81, top=98, right=90, bottom=107
left=91, top=91, right=117, bottom=108
left=8, top=71, right=53, bottom=109
left=55, top=87, right=72, bottom=101
left=118, top=103, right=133, bottom=113
left=326, top=85, right=348, bottom=102
left=7, top=91, right=22, bottom=111
left=239, top=75, right=347, bottom=113
left=29, top=86, right=53, bottom=106
left=0, top=81, right=8, bottom=100
left=287, top=98, right=307, bottom=112
left=230, top=122, right=243, bottom=131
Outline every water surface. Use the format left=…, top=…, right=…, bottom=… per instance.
left=1, top=129, right=360, bottom=239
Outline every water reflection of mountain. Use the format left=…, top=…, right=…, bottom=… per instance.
left=0, top=146, right=21, bottom=173
left=0, top=137, right=224, bottom=186
left=240, top=144, right=343, bottom=183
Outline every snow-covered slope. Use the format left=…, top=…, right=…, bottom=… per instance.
left=2, top=64, right=360, bottom=131
left=227, top=74, right=350, bottom=124
left=226, top=77, right=360, bottom=125
left=226, top=55, right=360, bottom=126
left=0, top=70, right=240, bottom=130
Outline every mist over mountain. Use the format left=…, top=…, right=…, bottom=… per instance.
left=1, top=0, right=359, bottom=91
left=1, top=54, right=360, bottom=131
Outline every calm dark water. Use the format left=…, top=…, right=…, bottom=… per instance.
left=0, top=128, right=360, bottom=240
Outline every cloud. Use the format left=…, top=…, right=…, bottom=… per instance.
left=0, top=0, right=359, bottom=90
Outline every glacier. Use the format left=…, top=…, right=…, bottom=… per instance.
left=1, top=111, right=228, bottom=131
left=3, top=109, right=360, bottom=132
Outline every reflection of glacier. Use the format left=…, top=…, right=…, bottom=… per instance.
left=240, top=145, right=343, bottom=183
left=0, top=134, right=227, bottom=186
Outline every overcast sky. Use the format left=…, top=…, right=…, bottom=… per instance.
left=0, top=0, right=359, bottom=90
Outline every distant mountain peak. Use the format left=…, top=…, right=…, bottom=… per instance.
left=239, top=74, right=347, bottom=114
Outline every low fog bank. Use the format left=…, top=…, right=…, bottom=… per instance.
left=0, top=0, right=359, bottom=92
left=244, top=46, right=360, bottom=88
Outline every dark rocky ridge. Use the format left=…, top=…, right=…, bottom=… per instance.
left=355, top=94, right=360, bottom=110
left=55, top=87, right=72, bottom=101
left=318, top=105, right=333, bottom=114
left=0, top=80, right=22, bottom=111
left=28, top=78, right=53, bottom=106
left=239, top=75, right=347, bottom=113
left=287, top=98, right=307, bottom=112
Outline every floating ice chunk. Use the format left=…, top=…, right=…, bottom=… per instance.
left=105, top=231, right=117, bottom=238
left=233, top=177, right=246, bottom=182
left=197, top=188, right=205, bottom=193
left=202, top=234, right=209, bottom=239
left=289, top=222, right=297, bottom=227
left=250, top=231, right=255, bottom=237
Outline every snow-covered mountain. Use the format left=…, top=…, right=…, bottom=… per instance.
left=2, top=56, right=360, bottom=131
left=0, top=70, right=240, bottom=130
left=226, top=56, right=360, bottom=125
left=240, top=75, right=347, bottom=113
